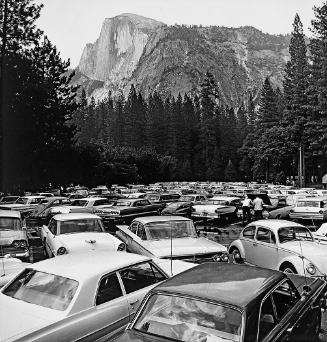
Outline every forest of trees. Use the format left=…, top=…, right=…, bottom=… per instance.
left=1, top=0, right=327, bottom=191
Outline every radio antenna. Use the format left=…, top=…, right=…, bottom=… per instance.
left=299, top=238, right=308, bottom=288
left=170, top=215, right=173, bottom=276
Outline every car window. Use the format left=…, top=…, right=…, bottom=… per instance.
left=94, top=199, right=109, bottom=206
left=256, top=227, right=276, bottom=244
left=271, top=281, right=299, bottom=321
left=119, top=262, right=166, bottom=294
left=137, top=224, right=147, bottom=240
left=141, top=200, right=150, bottom=206
left=243, top=226, right=256, bottom=240
left=48, top=220, right=57, bottom=235
left=96, top=273, right=123, bottom=306
left=258, top=296, right=277, bottom=341
left=130, top=222, right=138, bottom=234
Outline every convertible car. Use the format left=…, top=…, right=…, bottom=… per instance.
left=116, top=216, right=228, bottom=263
left=229, top=219, right=327, bottom=278
left=0, top=251, right=194, bottom=342
left=115, top=263, right=327, bottom=342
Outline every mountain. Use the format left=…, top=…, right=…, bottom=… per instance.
left=75, top=14, right=290, bottom=106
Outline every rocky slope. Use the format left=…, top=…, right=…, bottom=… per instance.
left=76, top=14, right=290, bottom=106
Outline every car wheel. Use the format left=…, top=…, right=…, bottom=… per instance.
left=231, top=248, right=244, bottom=264
left=280, top=263, right=297, bottom=274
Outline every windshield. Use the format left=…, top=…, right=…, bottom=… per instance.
left=70, top=200, right=88, bottom=207
left=296, top=201, right=321, bottom=208
left=16, top=197, right=28, bottom=204
left=3, top=269, right=78, bottom=311
left=59, top=219, right=104, bottom=234
left=278, top=226, right=313, bottom=243
left=0, top=218, right=21, bottom=231
left=179, top=195, right=195, bottom=202
left=134, top=294, right=242, bottom=342
left=145, top=220, right=197, bottom=240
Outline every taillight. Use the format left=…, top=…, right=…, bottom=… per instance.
left=57, top=247, right=67, bottom=255
left=12, top=240, right=28, bottom=248
left=319, top=210, right=323, bottom=214
left=117, top=243, right=126, bottom=251
left=290, top=209, right=294, bottom=213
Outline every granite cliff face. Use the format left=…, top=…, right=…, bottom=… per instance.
left=76, top=14, right=290, bottom=106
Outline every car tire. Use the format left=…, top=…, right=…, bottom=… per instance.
left=230, top=247, right=244, bottom=264
left=280, top=263, right=297, bottom=274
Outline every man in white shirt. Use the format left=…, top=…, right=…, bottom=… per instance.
left=242, top=195, right=253, bottom=225
left=253, top=195, right=264, bottom=220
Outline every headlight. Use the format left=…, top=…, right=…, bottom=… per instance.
left=306, top=263, right=316, bottom=275
left=290, top=209, right=294, bottom=213
left=12, top=240, right=28, bottom=248
left=57, top=247, right=67, bottom=255
left=319, top=210, right=323, bottom=214
left=214, top=252, right=229, bottom=262
left=117, top=243, right=126, bottom=251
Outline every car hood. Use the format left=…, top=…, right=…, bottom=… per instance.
left=58, top=232, right=119, bottom=253
left=281, top=240, right=327, bottom=273
left=0, top=230, right=26, bottom=245
left=0, top=293, right=63, bottom=341
left=153, top=258, right=196, bottom=277
left=141, top=237, right=226, bottom=258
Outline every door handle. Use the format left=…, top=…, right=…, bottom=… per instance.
left=130, top=299, right=139, bottom=306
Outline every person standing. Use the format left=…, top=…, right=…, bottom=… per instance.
left=242, top=195, right=253, bottom=225
left=253, top=195, right=264, bottom=220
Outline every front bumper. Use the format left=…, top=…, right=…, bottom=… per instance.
left=164, top=251, right=229, bottom=264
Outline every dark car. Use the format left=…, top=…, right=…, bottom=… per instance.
left=115, top=263, right=326, bottom=342
left=146, top=193, right=180, bottom=207
left=0, top=196, right=19, bottom=204
left=161, top=201, right=193, bottom=217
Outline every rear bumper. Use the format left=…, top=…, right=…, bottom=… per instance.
left=0, top=246, right=29, bottom=259
left=192, top=213, right=220, bottom=219
left=289, top=213, right=324, bottom=220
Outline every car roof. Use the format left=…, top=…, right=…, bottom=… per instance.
left=29, top=252, right=151, bottom=282
left=153, top=263, right=285, bottom=309
left=0, top=210, right=21, bottom=218
left=20, top=196, right=45, bottom=199
left=247, top=219, right=305, bottom=231
left=211, top=196, right=240, bottom=201
left=53, top=213, right=101, bottom=221
left=133, top=216, right=191, bottom=224
left=297, top=196, right=327, bottom=201
left=78, top=197, right=107, bottom=201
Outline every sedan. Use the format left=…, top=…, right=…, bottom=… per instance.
left=115, top=263, right=327, bottom=342
left=40, top=213, right=125, bottom=257
left=0, top=251, right=194, bottom=342
left=116, top=216, right=228, bottom=263
left=229, top=219, right=327, bottom=278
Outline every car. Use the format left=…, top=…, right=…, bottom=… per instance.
left=192, top=196, right=241, bottom=221
left=289, top=197, right=327, bottom=222
left=0, top=256, right=29, bottom=288
left=94, top=198, right=163, bottom=226
left=178, top=194, right=207, bottom=204
left=0, top=195, right=46, bottom=218
left=49, top=197, right=110, bottom=216
left=39, top=213, right=125, bottom=258
left=116, top=216, right=228, bottom=263
left=229, top=219, right=327, bottom=278
left=161, top=201, right=193, bottom=217
left=267, top=205, right=294, bottom=220
left=146, top=193, right=180, bottom=207
left=0, top=251, right=195, bottom=342
left=115, top=263, right=327, bottom=342
left=313, top=223, right=327, bottom=244
left=0, top=210, right=30, bottom=262
left=26, top=196, right=72, bottom=228
left=0, top=196, right=19, bottom=204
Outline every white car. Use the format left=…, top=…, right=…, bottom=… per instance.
left=40, top=213, right=125, bottom=257
left=289, top=196, right=327, bottom=221
left=313, top=223, right=327, bottom=244
left=229, top=219, right=327, bottom=278
left=0, top=196, right=46, bottom=216
left=116, top=216, right=228, bottom=263
left=0, top=251, right=194, bottom=342
left=49, top=197, right=110, bottom=215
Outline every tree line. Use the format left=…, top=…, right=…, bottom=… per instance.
left=1, top=0, right=327, bottom=191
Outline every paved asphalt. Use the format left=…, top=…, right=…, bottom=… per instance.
left=28, top=218, right=327, bottom=341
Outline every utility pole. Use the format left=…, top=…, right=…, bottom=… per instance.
left=299, top=144, right=303, bottom=188
left=0, top=0, right=9, bottom=191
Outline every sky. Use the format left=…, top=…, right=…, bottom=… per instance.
left=34, top=0, right=324, bottom=67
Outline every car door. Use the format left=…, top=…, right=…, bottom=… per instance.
left=117, top=261, right=167, bottom=319
left=240, top=225, right=257, bottom=263
left=43, top=219, right=57, bottom=256
left=253, top=227, right=278, bottom=270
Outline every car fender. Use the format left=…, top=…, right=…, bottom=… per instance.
left=228, top=239, right=246, bottom=259
left=277, top=255, right=304, bottom=275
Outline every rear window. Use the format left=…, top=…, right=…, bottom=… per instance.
left=0, top=217, right=21, bottom=231
left=59, top=219, right=104, bottom=234
left=3, top=269, right=78, bottom=311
